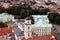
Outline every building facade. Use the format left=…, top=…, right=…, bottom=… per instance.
left=24, top=17, right=32, bottom=39
left=32, top=24, right=52, bottom=36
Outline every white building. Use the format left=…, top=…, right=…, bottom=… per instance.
left=0, top=13, right=15, bottom=22
left=32, top=24, right=52, bottom=36
left=24, top=15, right=52, bottom=39
left=31, top=15, right=52, bottom=36
left=24, top=17, right=32, bottom=39
left=11, top=15, right=52, bottom=39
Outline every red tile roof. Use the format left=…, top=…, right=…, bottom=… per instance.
left=21, top=35, right=56, bottom=40
left=0, top=27, right=12, bottom=35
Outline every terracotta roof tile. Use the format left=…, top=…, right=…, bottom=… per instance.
left=21, top=35, right=56, bottom=40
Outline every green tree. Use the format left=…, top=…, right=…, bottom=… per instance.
left=0, top=22, right=8, bottom=28
left=55, top=14, right=60, bottom=25
left=48, top=13, right=58, bottom=24
left=28, top=15, right=34, bottom=24
left=6, top=6, right=21, bottom=16
left=0, top=6, right=5, bottom=14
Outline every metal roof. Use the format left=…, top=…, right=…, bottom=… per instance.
left=32, top=15, right=52, bottom=27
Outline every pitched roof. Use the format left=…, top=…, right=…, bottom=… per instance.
left=12, top=23, right=24, bottom=37
left=32, top=15, right=52, bottom=28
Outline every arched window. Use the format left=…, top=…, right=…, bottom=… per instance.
left=28, top=27, right=30, bottom=29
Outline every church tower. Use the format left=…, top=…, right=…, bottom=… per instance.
left=24, top=17, right=32, bottom=39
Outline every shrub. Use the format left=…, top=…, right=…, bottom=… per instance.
left=48, top=13, right=58, bottom=24
left=31, top=9, right=39, bottom=15
left=32, top=8, right=50, bottom=15
left=0, top=6, right=5, bottom=14
left=6, top=6, right=21, bottom=16
left=39, top=6, right=44, bottom=8
left=0, top=22, right=8, bottom=28
left=54, top=14, right=60, bottom=25
left=6, top=3, right=32, bottom=19
left=39, top=8, right=50, bottom=15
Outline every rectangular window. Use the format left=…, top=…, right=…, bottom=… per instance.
left=28, top=33, right=30, bottom=36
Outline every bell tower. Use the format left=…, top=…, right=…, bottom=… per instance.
left=24, top=17, right=32, bottom=39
